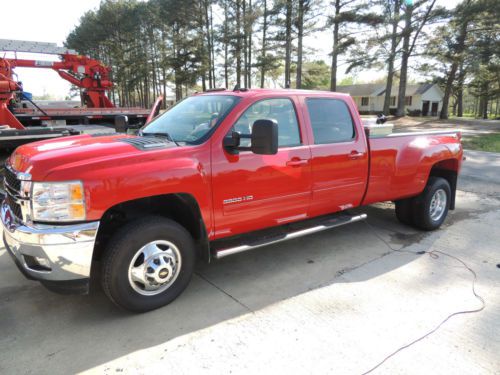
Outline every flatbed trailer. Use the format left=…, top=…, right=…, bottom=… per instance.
left=0, top=126, right=79, bottom=150
left=13, top=106, right=150, bottom=127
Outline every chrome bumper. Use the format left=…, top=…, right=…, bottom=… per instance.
left=1, top=201, right=99, bottom=282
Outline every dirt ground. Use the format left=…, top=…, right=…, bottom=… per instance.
left=388, top=116, right=500, bottom=134
left=0, top=146, right=499, bottom=374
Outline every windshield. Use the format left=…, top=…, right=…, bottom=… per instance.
left=142, top=95, right=240, bottom=144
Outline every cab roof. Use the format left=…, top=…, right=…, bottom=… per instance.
left=194, top=88, right=351, bottom=99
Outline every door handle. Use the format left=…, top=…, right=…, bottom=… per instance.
left=348, top=151, right=365, bottom=159
left=286, top=158, right=309, bottom=167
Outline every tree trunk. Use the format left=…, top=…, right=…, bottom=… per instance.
left=296, top=0, right=304, bottom=89
left=260, top=0, right=268, bottom=88
left=284, top=0, right=292, bottom=88
left=479, top=96, right=487, bottom=119
left=224, top=2, right=229, bottom=88
left=330, top=0, right=340, bottom=91
left=440, top=62, right=458, bottom=119
left=203, top=0, right=213, bottom=89
left=396, top=4, right=412, bottom=117
left=247, top=0, right=253, bottom=88
left=236, top=0, right=242, bottom=87
left=457, top=63, right=465, bottom=117
left=243, top=0, right=248, bottom=88
left=440, top=19, right=468, bottom=119
left=150, top=32, right=158, bottom=100
left=383, top=0, right=400, bottom=115
left=173, top=29, right=182, bottom=102
left=210, top=3, right=216, bottom=87
left=162, top=67, right=167, bottom=109
left=481, top=87, right=489, bottom=119
left=202, top=75, right=207, bottom=92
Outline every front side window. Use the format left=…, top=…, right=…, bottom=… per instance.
left=230, top=98, right=301, bottom=147
left=142, top=95, right=239, bottom=144
left=306, top=98, right=355, bottom=144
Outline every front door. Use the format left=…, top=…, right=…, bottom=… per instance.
left=431, top=102, right=439, bottom=116
left=211, top=97, right=312, bottom=238
left=422, top=101, right=430, bottom=116
left=302, top=97, right=369, bottom=217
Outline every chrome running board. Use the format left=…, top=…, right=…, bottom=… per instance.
left=213, top=213, right=367, bottom=259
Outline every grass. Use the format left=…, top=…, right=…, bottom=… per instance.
left=462, top=133, right=500, bottom=153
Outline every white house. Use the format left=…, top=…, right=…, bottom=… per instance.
left=336, top=83, right=444, bottom=116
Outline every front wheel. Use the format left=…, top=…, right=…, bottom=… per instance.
left=412, top=177, right=451, bottom=231
left=101, top=216, right=195, bottom=312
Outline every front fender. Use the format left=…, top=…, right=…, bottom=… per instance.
left=44, top=147, right=213, bottom=234
left=85, top=157, right=210, bottom=218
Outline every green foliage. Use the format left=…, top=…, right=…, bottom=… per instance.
left=64, top=0, right=499, bottom=112
left=462, top=134, right=500, bottom=152
left=421, top=0, right=499, bottom=118
left=338, top=76, right=356, bottom=85
left=300, top=60, right=330, bottom=89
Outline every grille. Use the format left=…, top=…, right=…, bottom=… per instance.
left=3, top=165, right=25, bottom=221
left=5, top=193, right=22, bottom=219
left=4, top=166, right=21, bottom=192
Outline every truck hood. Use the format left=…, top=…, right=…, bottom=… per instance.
left=8, top=134, right=176, bottom=180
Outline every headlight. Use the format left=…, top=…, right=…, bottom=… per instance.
left=31, top=181, right=86, bottom=222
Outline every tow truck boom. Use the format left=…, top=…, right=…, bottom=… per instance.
left=0, top=39, right=158, bottom=150
left=1, top=39, right=114, bottom=111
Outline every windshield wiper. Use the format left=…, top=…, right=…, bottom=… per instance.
left=142, top=132, right=180, bottom=146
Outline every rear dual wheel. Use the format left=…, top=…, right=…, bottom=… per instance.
left=101, top=216, right=195, bottom=312
left=395, top=177, right=451, bottom=231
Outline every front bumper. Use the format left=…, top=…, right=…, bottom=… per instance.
left=1, top=201, right=99, bottom=294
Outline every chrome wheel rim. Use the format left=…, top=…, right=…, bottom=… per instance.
left=429, top=189, right=447, bottom=221
left=128, top=240, right=182, bottom=296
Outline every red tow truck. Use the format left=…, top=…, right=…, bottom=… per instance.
left=0, top=39, right=155, bottom=150
left=1, top=88, right=463, bottom=312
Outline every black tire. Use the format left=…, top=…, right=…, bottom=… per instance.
left=412, top=177, right=451, bottom=231
left=101, top=216, right=195, bottom=312
left=395, top=198, right=414, bottom=226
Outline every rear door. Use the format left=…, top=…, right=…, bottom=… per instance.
left=211, top=97, right=312, bottom=238
left=303, top=97, right=369, bottom=217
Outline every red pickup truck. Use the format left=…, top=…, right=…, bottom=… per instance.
left=2, top=88, right=462, bottom=312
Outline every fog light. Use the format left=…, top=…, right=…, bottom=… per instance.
left=35, top=256, right=51, bottom=269
left=24, top=255, right=51, bottom=271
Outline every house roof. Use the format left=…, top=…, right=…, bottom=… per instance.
left=336, top=83, right=437, bottom=97
left=335, top=84, right=384, bottom=97
left=377, top=83, right=435, bottom=96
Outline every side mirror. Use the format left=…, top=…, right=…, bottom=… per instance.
left=115, top=115, right=129, bottom=133
left=251, top=119, right=278, bottom=155
left=223, top=131, right=241, bottom=149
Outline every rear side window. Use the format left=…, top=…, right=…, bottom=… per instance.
left=306, top=98, right=355, bottom=144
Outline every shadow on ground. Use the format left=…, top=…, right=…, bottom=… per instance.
left=0, top=189, right=494, bottom=374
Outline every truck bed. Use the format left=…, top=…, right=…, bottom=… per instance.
left=362, top=129, right=462, bottom=205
